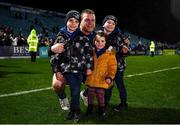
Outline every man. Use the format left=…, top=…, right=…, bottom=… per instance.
left=66, top=9, right=96, bottom=122
left=27, top=28, right=38, bottom=62
left=79, top=9, right=96, bottom=107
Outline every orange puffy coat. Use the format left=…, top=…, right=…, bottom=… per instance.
left=86, top=50, right=117, bottom=89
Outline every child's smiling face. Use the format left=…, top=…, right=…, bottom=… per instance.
left=95, top=35, right=106, bottom=50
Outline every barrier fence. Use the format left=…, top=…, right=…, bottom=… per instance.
left=0, top=46, right=49, bottom=59
left=0, top=46, right=179, bottom=59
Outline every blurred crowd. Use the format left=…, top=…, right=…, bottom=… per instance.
left=0, top=24, right=54, bottom=47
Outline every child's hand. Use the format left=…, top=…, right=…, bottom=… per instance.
left=105, top=78, right=112, bottom=85
left=51, top=43, right=64, bottom=53
left=86, top=69, right=92, bottom=75
left=121, top=45, right=129, bottom=54
left=107, top=46, right=113, bottom=51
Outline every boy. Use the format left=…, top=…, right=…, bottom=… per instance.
left=50, top=10, right=80, bottom=111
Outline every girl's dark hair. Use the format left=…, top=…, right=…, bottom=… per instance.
left=95, top=30, right=107, bottom=39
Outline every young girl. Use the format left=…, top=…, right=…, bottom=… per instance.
left=85, top=30, right=117, bottom=116
left=49, top=10, right=80, bottom=111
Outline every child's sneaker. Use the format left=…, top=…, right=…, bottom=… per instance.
left=66, top=110, right=74, bottom=120
left=113, top=102, right=128, bottom=112
left=80, top=90, right=88, bottom=106
left=74, top=112, right=80, bottom=123
left=59, top=98, right=70, bottom=111
left=98, top=106, right=106, bottom=117
left=99, top=111, right=106, bottom=117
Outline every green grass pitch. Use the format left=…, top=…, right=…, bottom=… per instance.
left=0, top=55, right=180, bottom=124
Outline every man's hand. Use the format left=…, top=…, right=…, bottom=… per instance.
left=55, top=72, right=64, bottom=81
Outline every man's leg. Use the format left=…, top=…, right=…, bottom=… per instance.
left=65, top=73, right=83, bottom=122
left=80, top=75, right=88, bottom=106
left=80, top=88, right=88, bottom=106
left=52, top=73, right=69, bottom=111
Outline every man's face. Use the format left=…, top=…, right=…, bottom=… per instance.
left=80, top=13, right=96, bottom=35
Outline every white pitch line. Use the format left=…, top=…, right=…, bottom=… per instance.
left=0, top=87, right=52, bottom=98
left=0, top=66, right=180, bottom=98
left=126, top=66, right=180, bottom=78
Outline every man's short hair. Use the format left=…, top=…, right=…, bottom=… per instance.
left=81, top=9, right=95, bottom=18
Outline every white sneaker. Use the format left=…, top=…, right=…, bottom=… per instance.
left=59, top=98, right=70, bottom=111
left=80, top=90, right=88, bottom=106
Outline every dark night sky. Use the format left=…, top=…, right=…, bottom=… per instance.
left=2, top=0, right=180, bottom=43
